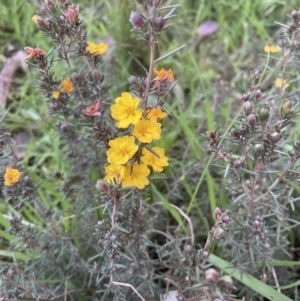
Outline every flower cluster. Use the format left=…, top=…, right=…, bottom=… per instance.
left=104, top=91, right=169, bottom=189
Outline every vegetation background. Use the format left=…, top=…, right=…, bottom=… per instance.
left=1, top=0, right=300, bottom=300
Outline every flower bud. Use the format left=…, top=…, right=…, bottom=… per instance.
left=280, top=99, right=294, bottom=118
left=290, top=10, right=300, bottom=21
left=63, top=5, right=79, bottom=24
left=205, top=268, right=219, bottom=285
left=45, top=0, right=55, bottom=9
left=202, top=250, right=210, bottom=259
left=61, top=124, right=69, bottom=133
left=184, top=244, right=194, bottom=255
left=242, top=93, right=250, bottom=102
left=71, top=72, right=82, bottom=83
left=213, top=226, right=224, bottom=238
left=91, top=69, right=100, bottom=81
left=32, top=15, right=49, bottom=30
left=100, top=82, right=109, bottom=92
left=129, top=11, right=144, bottom=28
left=255, top=89, right=262, bottom=100
left=253, top=219, right=262, bottom=233
left=258, top=108, right=269, bottom=124
left=233, top=158, right=243, bottom=168
left=222, top=215, right=230, bottom=224
left=218, top=275, right=233, bottom=290
left=246, top=114, right=256, bottom=127
left=252, top=70, right=260, bottom=79
left=243, top=101, right=253, bottom=116
left=128, top=75, right=138, bottom=86
left=95, top=180, right=109, bottom=193
left=254, top=144, right=265, bottom=155
left=269, top=132, right=281, bottom=144
left=153, top=16, right=165, bottom=31
left=231, top=128, right=240, bottom=138
left=214, top=207, right=222, bottom=218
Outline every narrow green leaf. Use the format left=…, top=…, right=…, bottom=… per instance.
left=0, top=250, right=38, bottom=261
left=155, top=45, right=186, bottom=62
left=209, top=254, right=293, bottom=301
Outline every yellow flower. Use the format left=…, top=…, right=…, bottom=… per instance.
left=107, top=136, right=138, bottom=165
left=132, top=119, right=161, bottom=143
left=141, top=147, right=169, bottom=172
left=87, top=42, right=108, bottom=56
left=122, top=163, right=150, bottom=189
left=111, top=92, right=143, bottom=128
left=153, top=68, right=174, bottom=81
left=61, top=78, right=75, bottom=93
left=52, top=90, right=60, bottom=99
left=4, top=167, right=21, bottom=187
left=146, top=107, right=167, bottom=121
left=264, top=45, right=280, bottom=53
left=275, top=78, right=289, bottom=89
left=104, top=163, right=125, bottom=185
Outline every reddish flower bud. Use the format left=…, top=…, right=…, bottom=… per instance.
left=82, top=100, right=101, bottom=117
left=32, top=15, right=49, bottom=30
left=205, top=268, right=219, bottom=285
left=71, top=72, right=82, bottom=83
left=153, top=16, right=165, bottom=31
left=91, top=69, right=100, bottom=81
left=254, top=144, right=265, bottom=155
left=214, top=207, right=222, bottom=218
left=63, top=5, right=79, bottom=24
left=128, top=75, right=138, bottom=86
left=253, top=219, right=262, bottom=233
left=213, top=226, right=224, bottom=238
left=202, top=250, right=210, bottom=259
left=129, top=11, right=144, bottom=28
left=95, top=180, right=109, bottom=193
left=45, top=0, right=55, bottom=9
left=269, top=132, right=281, bottom=144
left=233, top=158, right=243, bottom=168
left=243, top=101, right=253, bottom=116
left=255, top=89, right=262, bottom=100
left=184, top=244, right=194, bottom=255
left=290, top=10, right=300, bottom=21
left=222, top=215, right=230, bottom=224
left=231, top=128, right=240, bottom=138
left=242, top=93, right=250, bottom=102
left=246, top=114, right=256, bottom=127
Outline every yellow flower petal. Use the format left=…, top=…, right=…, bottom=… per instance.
left=107, top=136, right=138, bottom=165
left=104, top=163, right=125, bottom=185
left=111, top=92, right=143, bottom=128
left=264, top=45, right=280, bottom=53
left=141, top=147, right=169, bottom=172
left=146, top=107, right=167, bottom=121
left=275, top=78, right=289, bottom=89
left=86, top=42, right=108, bottom=56
left=132, top=119, right=161, bottom=143
left=122, top=163, right=150, bottom=189
left=4, top=167, right=21, bottom=186
left=61, top=78, right=75, bottom=93
left=52, top=90, right=60, bottom=99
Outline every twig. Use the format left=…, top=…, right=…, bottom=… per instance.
left=112, top=281, right=146, bottom=301
left=170, top=204, right=194, bottom=245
